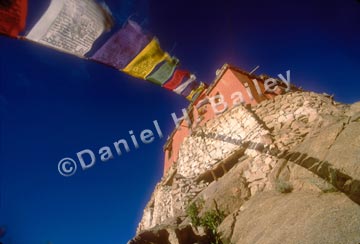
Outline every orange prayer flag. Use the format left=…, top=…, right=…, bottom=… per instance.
left=0, top=0, right=27, bottom=38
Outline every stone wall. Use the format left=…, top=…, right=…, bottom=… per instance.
left=177, top=104, right=271, bottom=178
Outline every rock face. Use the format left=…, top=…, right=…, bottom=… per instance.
left=129, top=92, right=360, bottom=244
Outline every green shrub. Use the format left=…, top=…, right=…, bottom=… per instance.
left=275, top=179, right=293, bottom=193
left=200, top=209, right=226, bottom=244
left=200, top=209, right=225, bottom=233
left=186, top=202, right=201, bottom=227
left=186, top=200, right=226, bottom=244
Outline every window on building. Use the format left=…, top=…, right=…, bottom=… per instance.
left=214, top=92, right=221, bottom=103
left=196, top=97, right=210, bottom=116
left=198, top=106, right=207, bottom=116
left=188, top=109, right=194, bottom=125
left=168, top=143, right=173, bottom=159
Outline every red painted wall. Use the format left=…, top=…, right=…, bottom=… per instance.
left=163, top=119, right=191, bottom=173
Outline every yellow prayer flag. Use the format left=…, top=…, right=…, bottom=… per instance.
left=122, top=38, right=169, bottom=79
left=186, top=82, right=206, bottom=101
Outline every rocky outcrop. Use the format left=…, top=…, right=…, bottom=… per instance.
left=218, top=192, right=360, bottom=244
left=129, top=92, right=360, bottom=244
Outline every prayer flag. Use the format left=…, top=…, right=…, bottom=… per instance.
left=0, top=0, right=27, bottom=38
left=122, top=38, right=169, bottom=79
left=163, top=69, right=190, bottom=90
left=180, top=80, right=198, bottom=97
left=186, top=82, right=207, bottom=101
left=26, top=0, right=110, bottom=57
left=146, top=57, right=179, bottom=85
left=173, top=74, right=196, bottom=94
left=92, top=20, right=151, bottom=69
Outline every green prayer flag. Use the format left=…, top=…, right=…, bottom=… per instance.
left=146, top=57, right=179, bottom=85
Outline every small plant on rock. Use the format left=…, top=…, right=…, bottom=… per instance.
left=186, top=199, right=226, bottom=244
left=275, top=179, right=293, bottom=193
left=200, top=209, right=226, bottom=244
left=186, top=202, right=201, bottom=227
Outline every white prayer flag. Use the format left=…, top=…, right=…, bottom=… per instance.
left=173, top=74, right=197, bottom=94
left=26, top=0, right=109, bottom=57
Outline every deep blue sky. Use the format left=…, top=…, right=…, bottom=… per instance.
left=0, top=0, right=359, bottom=243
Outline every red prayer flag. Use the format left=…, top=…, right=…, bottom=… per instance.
left=163, top=69, right=190, bottom=90
left=0, top=0, right=27, bottom=38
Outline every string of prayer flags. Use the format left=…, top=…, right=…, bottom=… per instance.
left=122, top=38, right=169, bottom=79
left=91, top=20, right=152, bottom=69
left=26, top=0, right=112, bottom=57
left=146, top=57, right=179, bottom=85
left=0, top=0, right=27, bottom=38
left=0, top=1, right=209, bottom=102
